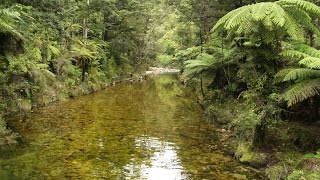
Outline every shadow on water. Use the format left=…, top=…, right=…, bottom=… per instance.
left=0, top=74, right=265, bottom=179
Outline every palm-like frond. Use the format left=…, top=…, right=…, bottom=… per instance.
left=224, top=4, right=254, bottom=31
left=71, top=40, right=100, bottom=61
left=275, top=68, right=320, bottom=82
left=278, top=0, right=320, bottom=16
left=281, top=43, right=320, bottom=63
left=294, top=44, right=320, bottom=58
left=276, top=43, right=320, bottom=106
left=212, top=0, right=320, bottom=43
left=283, top=79, right=320, bottom=106
left=183, top=53, right=218, bottom=78
left=282, top=5, right=320, bottom=41
left=280, top=50, right=309, bottom=60
left=299, top=57, right=320, bottom=69
left=213, top=3, right=288, bottom=35
left=0, top=7, right=22, bottom=38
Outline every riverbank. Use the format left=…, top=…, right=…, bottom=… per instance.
left=0, top=67, right=181, bottom=148
left=0, top=74, right=264, bottom=179
left=202, top=98, right=320, bottom=179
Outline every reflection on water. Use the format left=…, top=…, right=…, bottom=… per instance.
left=0, top=74, right=265, bottom=179
left=125, top=136, right=187, bottom=180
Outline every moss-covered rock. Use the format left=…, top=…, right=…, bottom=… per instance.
left=265, top=165, right=286, bottom=180
left=234, top=143, right=268, bottom=168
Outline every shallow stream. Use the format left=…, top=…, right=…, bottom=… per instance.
left=0, top=74, right=264, bottom=179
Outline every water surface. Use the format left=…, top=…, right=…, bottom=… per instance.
left=0, top=74, right=264, bottom=179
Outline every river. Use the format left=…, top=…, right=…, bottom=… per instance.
left=0, top=74, right=264, bottom=179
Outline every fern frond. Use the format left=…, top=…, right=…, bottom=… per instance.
left=0, top=8, right=21, bottom=20
left=275, top=68, right=320, bottom=82
left=280, top=49, right=309, bottom=60
left=262, top=16, right=274, bottom=31
left=211, top=8, right=238, bottom=32
left=0, top=7, right=22, bottom=38
left=284, top=6, right=320, bottom=38
left=224, top=5, right=253, bottom=30
left=236, top=16, right=255, bottom=34
left=252, top=3, right=268, bottom=21
left=299, top=57, right=320, bottom=68
left=268, top=3, right=286, bottom=27
left=183, top=53, right=218, bottom=78
left=212, top=4, right=253, bottom=32
left=275, top=68, right=296, bottom=82
left=282, top=8, right=304, bottom=40
left=278, top=42, right=320, bottom=106
left=294, top=44, right=320, bottom=58
left=48, top=45, right=60, bottom=56
left=213, top=0, right=320, bottom=44
left=278, top=0, right=320, bottom=16
left=306, top=61, right=320, bottom=70
left=282, top=79, right=320, bottom=106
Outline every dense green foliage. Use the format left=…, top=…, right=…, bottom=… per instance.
left=1, top=0, right=320, bottom=178
left=166, top=0, right=320, bottom=178
left=0, top=0, right=179, bottom=146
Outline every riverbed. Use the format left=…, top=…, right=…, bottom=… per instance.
left=0, top=74, right=264, bottom=179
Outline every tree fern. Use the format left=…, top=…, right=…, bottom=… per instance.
left=183, top=53, right=219, bottom=78
left=0, top=6, right=22, bottom=38
left=212, top=0, right=320, bottom=44
left=71, top=39, right=100, bottom=61
left=294, top=44, right=320, bottom=58
left=275, top=68, right=320, bottom=82
left=299, top=57, right=320, bottom=69
left=283, top=79, right=320, bottom=106
left=224, top=4, right=254, bottom=31
left=278, top=0, right=320, bottom=16
left=276, top=43, right=320, bottom=106
left=280, top=50, right=309, bottom=60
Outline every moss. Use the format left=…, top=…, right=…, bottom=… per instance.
left=0, top=116, right=19, bottom=148
left=287, top=170, right=320, bottom=180
left=265, top=165, right=286, bottom=180
left=234, top=143, right=267, bottom=167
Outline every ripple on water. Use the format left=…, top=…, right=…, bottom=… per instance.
left=124, top=136, right=187, bottom=180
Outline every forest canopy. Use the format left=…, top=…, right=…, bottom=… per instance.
left=1, top=0, right=320, bottom=179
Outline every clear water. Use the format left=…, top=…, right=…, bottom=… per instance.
left=0, top=74, right=264, bottom=179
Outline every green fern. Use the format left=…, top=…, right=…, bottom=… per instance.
left=183, top=53, right=219, bottom=78
left=294, top=44, right=320, bottom=58
left=280, top=50, right=309, bottom=60
left=283, top=79, right=320, bottom=106
left=71, top=39, right=100, bottom=61
left=299, top=57, right=320, bottom=69
left=0, top=6, right=22, bottom=38
left=278, top=0, right=320, bottom=16
left=276, top=43, right=320, bottom=106
left=275, top=68, right=320, bottom=82
left=212, top=0, right=320, bottom=44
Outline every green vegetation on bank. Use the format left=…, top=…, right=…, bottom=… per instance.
left=0, top=0, right=177, bottom=146
left=1, top=0, right=320, bottom=179
left=176, top=0, right=320, bottom=179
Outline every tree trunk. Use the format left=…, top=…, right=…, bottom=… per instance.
left=199, top=29, right=203, bottom=52
left=309, top=97, right=319, bottom=122
left=81, top=60, right=88, bottom=82
left=310, top=18, right=318, bottom=48
left=83, top=18, right=88, bottom=44
left=309, top=18, right=318, bottom=121
left=81, top=63, right=86, bottom=82
left=200, top=76, right=205, bottom=98
left=81, top=0, right=90, bottom=82
left=253, top=110, right=267, bottom=147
